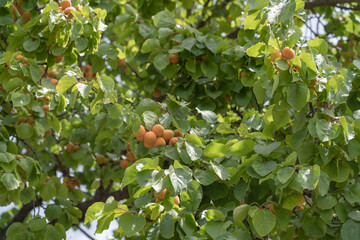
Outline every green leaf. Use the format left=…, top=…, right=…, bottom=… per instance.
left=341, top=220, right=360, bottom=240
left=185, top=134, right=202, bottom=147
left=185, top=58, right=196, bottom=73
left=303, top=216, right=326, bottom=238
left=348, top=211, right=360, bottom=221
left=153, top=11, right=176, bottom=28
left=204, top=209, right=226, bottom=221
left=23, top=38, right=40, bottom=52
left=28, top=218, right=46, bottom=232
left=141, top=39, right=160, bottom=53
left=143, top=111, right=158, bottom=130
left=316, top=195, right=337, bottom=210
left=204, top=143, right=229, bottom=158
left=118, top=213, right=146, bottom=237
left=45, top=205, right=62, bottom=222
left=16, top=123, right=34, bottom=139
left=40, top=181, right=56, bottom=201
left=169, top=165, right=192, bottom=193
left=230, top=140, right=256, bottom=156
left=211, top=162, right=229, bottom=180
left=1, top=173, right=20, bottom=190
left=200, top=61, right=218, bottom=79
left=272, top=108, right=290, bottom=129
left=254, top=142, right=281, bottom=155
left=194, top=169, right=215, bottom=186
left=196, top=108, right=218, bottom=123
left=233, top=204, right=250, bottom=226
left=56, top=75, right=77, bottom=95
left=308, top=37, right=328, bottom=55
left=84, top=202, right=104, bottom=225
left=99, top=76, right=114, bottom=91
left=248, top=0, right=269, bottom=10
left=299, top=52, right=317, bottom=72
left=11, top=92, right=30, bottom=107
left=0, top=152, right=15, bottom=163
left=277, top=167, right=295, bottom=183
left=316, top=119, right=340, bottom=142
left=44, top=225, right=63, bottom=240
left=153, top=53, right=169, bottom=71
left=296, top=165, right=321, bottom=190
left=286, top=83, right=309, bottom=111
left=252, top=209, right=276, bottom=237
left=160, top=214, right=175, bottom=239
left=246, top=42, right=266, bottom=57
left=252, top=160, right=277, bottom=176
left=205, top=38, right=220, bottom=53
left=30, top=63, right=43, bottom=83
left=185, top=142, right=202, bottom=161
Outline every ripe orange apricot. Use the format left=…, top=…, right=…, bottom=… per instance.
left=240, top=71, right=246, bottom=77
left=120, top=159, right=130, bottom=168
left=144, top=131, right=156, bottom=144
left=118, top=59, right=126, bottom=67
left=270, top=51, right=282, bottom=62
left=144, top=142, right=154, bottom=149
left=282, top=47, right=295, bottom=60
left=169, top=54, right=179, bottom=64
left=154, top=189, right=168, bottom=201
left=61, top=0, right=71, bottom=9
left=174, top=130, right=183, bottom=137
left=56, top=54, right=63, bottom=63
left=163, top=130, right=174, bottom=141
left=154, top=137, right=166, bottom=147
left=152, top=88, right=161, bottom=98
left=174, top=196, right=180, bottom=205
left=152, top=124, right=164, bottom=137
left=64, top=6, right=76, bottom=18
left=66, top=143, right=75, bottom=153
left=134, top=125, right=145, bottom=138
left=43, top=105, right=49, bottom=111
left=126, top=152, right=136, bottom=161
left=169, top=137, right=178, bottom=146
left=50, top=79, right=58, bottom=85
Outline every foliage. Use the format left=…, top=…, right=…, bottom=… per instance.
left=0, top=0, right=360, bottom=239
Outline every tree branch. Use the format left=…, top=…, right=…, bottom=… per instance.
left=304, top=0, right=360, bottom=9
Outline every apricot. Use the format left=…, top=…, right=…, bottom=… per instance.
left=44, top=129, right=52, bottom=137
left=282, top=47, right=295, bottom=60
left=64, top=6, right=76, bottom=18
left=152, top=88, right=161, bottom=98
left=298, top=195, right=305, bottom=206
left=96, top=154, right=107, bottom=165
left=144, top=131, right=156, bottom=144
left=162, top=130, right=174, bottom=141
left=169, top=54, right=179, bottom=64
left=56, top=54, right=63, bottom=63
left=134, top=125, right=145, bottom=138
left=152, top=124, right=164, bottom=137
left=120, top=159, right=130, bottom=168
left=118, top=59, right=126, bottom=67
left=21, top=11, right=32, bottom=24
left=154, top=189, right=168, bottom=201
left=127, top=142, right=131, bottom=151
left=126, top=151, right=136, bottom=161
left=43, top=105, right=49, bottom=111
left=66, top=143, right=75, bottom=153
left=144, top=142, right=154, bottom=149
left=169, top=137, right=178, bottom=146
left=154, top=137, right=166, bottom=147
left=240, top=71, right=246, bottom=77
left=174, top=130, right=183, bottom=137
left=137, top=134, right=145, bottom=141
left=174, top=196, right=180, bottom=205
left=50, top=79, right=58, bottom=85
left=61, top=0, right=71, bottom=9
left=270, top=51, right=282, bottom=62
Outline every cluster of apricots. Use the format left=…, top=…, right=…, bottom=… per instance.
left=270, top=47, right=295, bottom=62
left=10, top=0, right=32, bottom=24
left=63, top=176, right=81, bottom=190
left=134, top=124, right=183, bottom=148
left=59, top=0, right=78, bottom=19
left=120, top=144, right=138, bottom=168
left=96, top=154, right=107, bottom=166
left=39, top=67, right=58, bottom=85
left=6, top=55, right=28, bottom=69
left=154, top=189, right=180, bottom=205
left=65, top=143, right=81, bottom=153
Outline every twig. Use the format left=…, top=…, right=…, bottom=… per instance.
left=19, top=139, right=36, bottom=156
left=251, top=89, right=262, bottom=113
left=125, top=62, right=143, bottom=81
left=77, top=225, right=96, bottom=240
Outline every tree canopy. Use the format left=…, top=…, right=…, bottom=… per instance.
left=1, top=0, right=360, bottom=239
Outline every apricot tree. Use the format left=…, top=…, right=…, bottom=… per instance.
left=1, top=0, right=360, bottom=239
